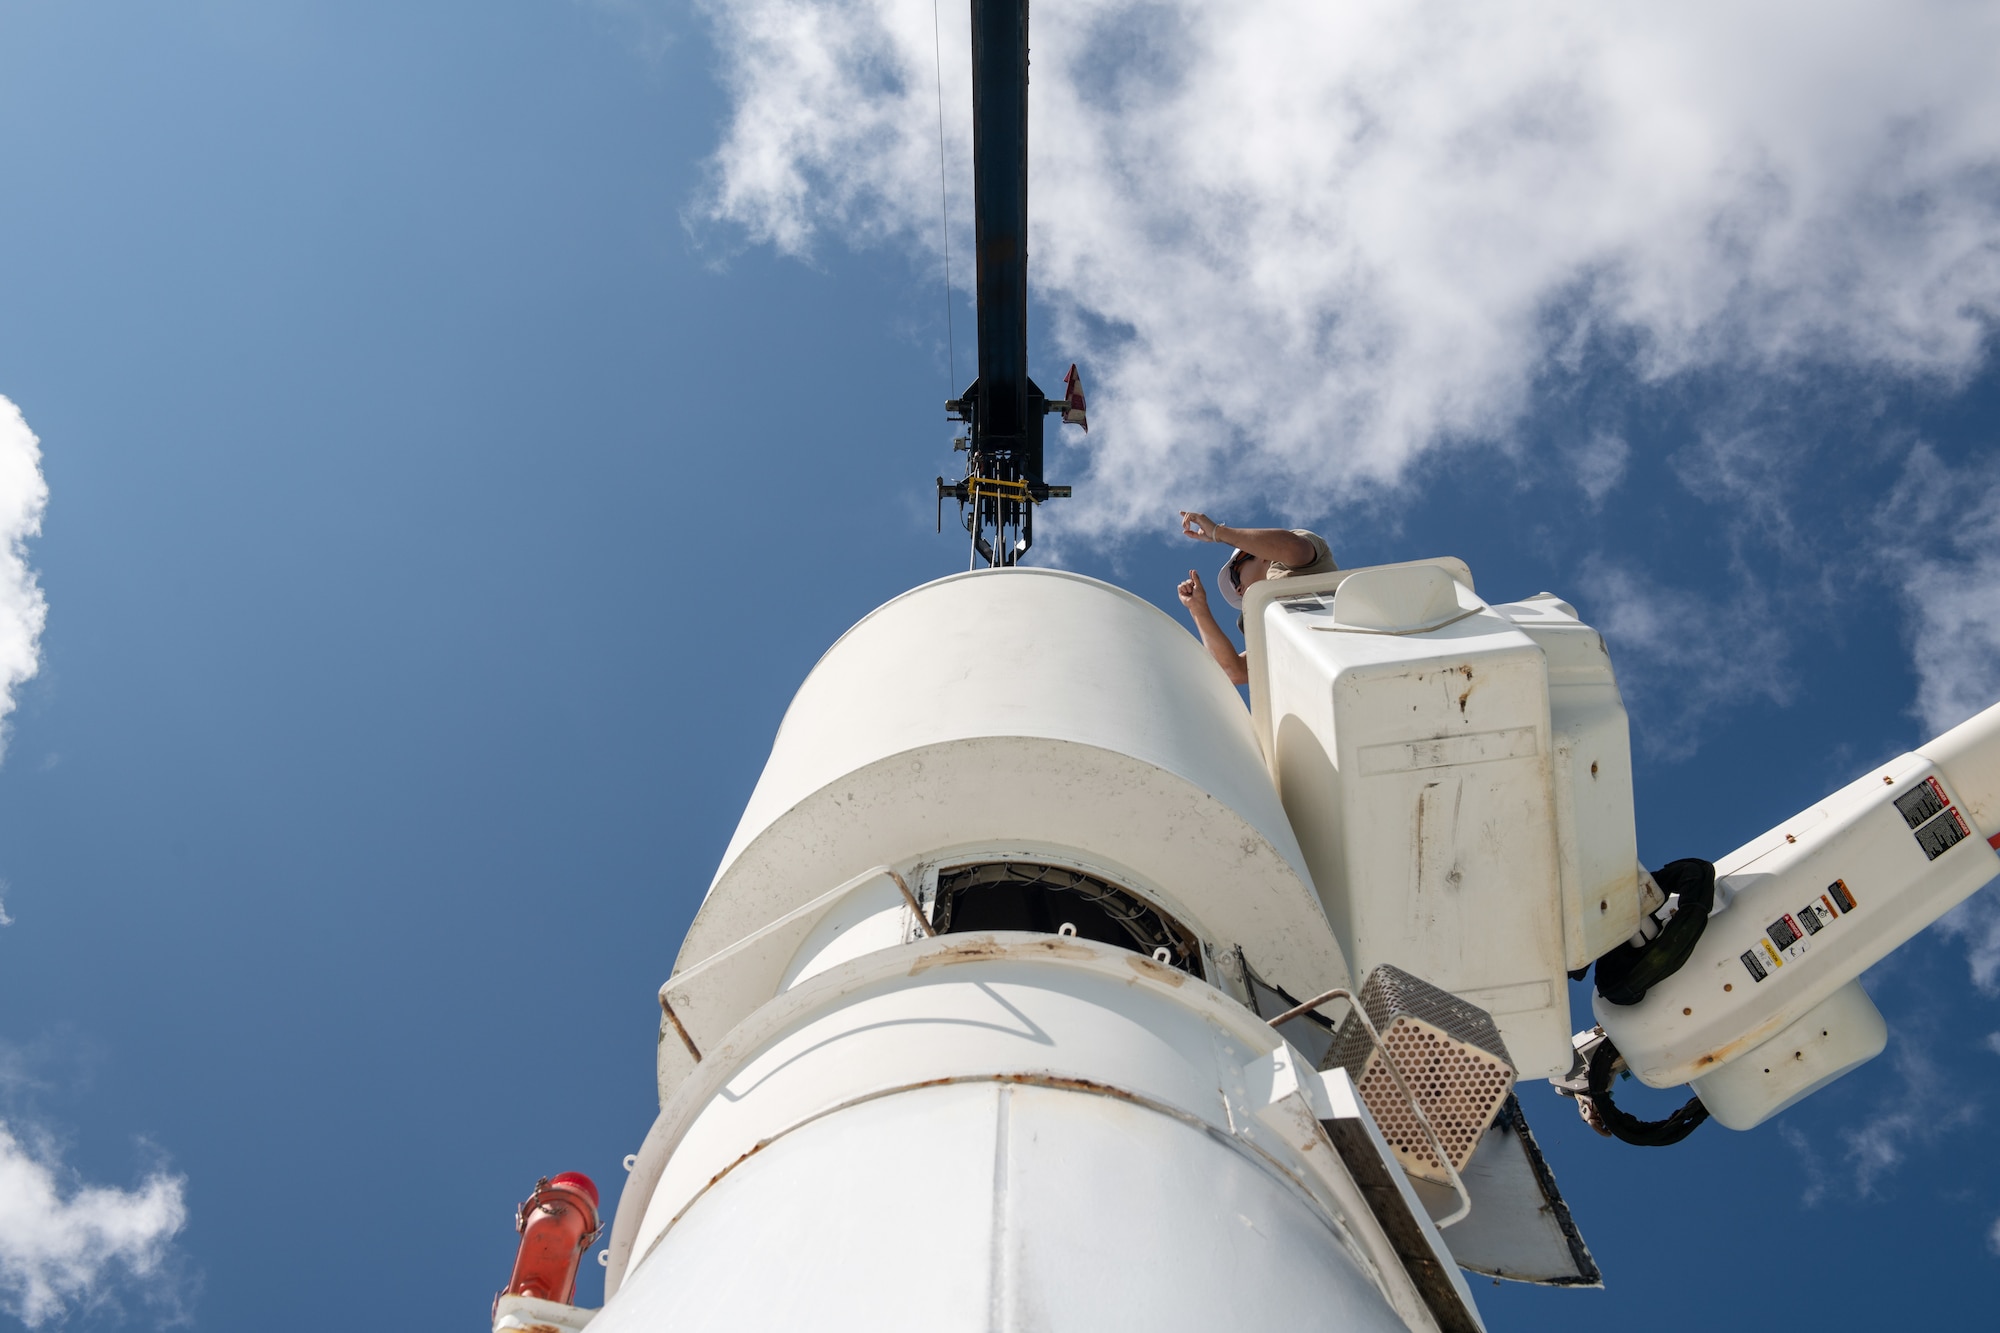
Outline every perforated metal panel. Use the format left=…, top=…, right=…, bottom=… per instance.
left=1321, top=965, right=1516, bottom=1183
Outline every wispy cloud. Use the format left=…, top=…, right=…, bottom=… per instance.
left=1573, top=432, right=1630, bottom=509
left=0, top=405, right=183, bottom=1324
left=1777, top=1124, right=1832, bottom=1208
left=581, top=0, right=677, bottom=62
left=1935, top=891, right=2000, bottom=997
left=1575, top=557, right=1793, bottom=759
left=0, top=396, right=48, bottom=761
left=0, top=1122, right=188, bottom=1327
left=1873, top=442, right=2000, bottom=737
left=697, top=0, right=2000, bottom=535
left=1821, top=1036, right=1975, bottom=1200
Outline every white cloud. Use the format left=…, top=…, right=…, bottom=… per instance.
left=1935, top=890, right=2000, bottom=997
left=1776, top=1124, right=1830, bottom=1208
left=0, top=1122, right=187, bottom=1327
left=0, top=396, right=48, bottom=761
left=1836, top=1037, right=1974, bottom=1199
left=1842, top=1106, right=1915, bottom=1198
left=696, top=0, right=2000, bottom=535
left=1874, top=443, right=2000, bottom=737
left=1573, top=433, right=1630, bottom=509
left=1575, top=557, right=1792, bottom=759
left=1990, top=1213, right=2000, bottom=1257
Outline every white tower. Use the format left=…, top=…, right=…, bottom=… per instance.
left=593, top=568, right=1482, bottom=1331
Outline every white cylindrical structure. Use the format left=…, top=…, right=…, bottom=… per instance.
left=600, top=1082, right=1390, bottom=1331
left=694, top=569, right=1339, bottom=981
left=657, top=569, right=1350, bottom=1099
left=604, top=936, right=1436, bottom=1333
left=599, top=572, right=1471, bottom=1331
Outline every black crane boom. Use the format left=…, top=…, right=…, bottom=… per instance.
left=938, top=0, right=1073, bottom=567
left=971, top=0, right=1033, bottom=460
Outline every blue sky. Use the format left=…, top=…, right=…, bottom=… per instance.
left=0, top=2, right=1997, bottom=1329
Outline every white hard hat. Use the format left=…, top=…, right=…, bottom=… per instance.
left=1217, top=550, right=1248, bottom=610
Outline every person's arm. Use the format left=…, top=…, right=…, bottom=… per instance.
left=1177, top=569, right=1249, bottom=686
left=1179, top=512, right=1315, bottom=567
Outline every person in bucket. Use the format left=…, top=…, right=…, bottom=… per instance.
left=1175, top=512, right=1336, bottom=686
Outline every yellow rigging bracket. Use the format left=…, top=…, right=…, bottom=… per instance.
left=962, top=475, right=1069, bottom=504
left=935, top=365, right=1085, bottom=566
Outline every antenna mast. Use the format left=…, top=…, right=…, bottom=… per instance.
left=937, top=0, right=1078, bottom=566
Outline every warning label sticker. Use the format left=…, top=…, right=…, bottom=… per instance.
left=1916, top=808, right=1971, bottom=861
left=1742, top=884, right=1860, bottom=983
left=1740, top=936, right=1786, bottom=982
left=1895, top=776, right=1949, bottom=829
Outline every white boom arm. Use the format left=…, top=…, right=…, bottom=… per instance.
left=1595, top=701, right=2000, bottom=1129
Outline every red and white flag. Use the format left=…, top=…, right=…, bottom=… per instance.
left=1061, top=364, right=1088, bottom=431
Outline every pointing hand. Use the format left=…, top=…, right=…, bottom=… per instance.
left=1179, top=511, right=1222, bottom=543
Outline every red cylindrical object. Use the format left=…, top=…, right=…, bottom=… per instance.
left=500, top=1172, right=600, bottom=1306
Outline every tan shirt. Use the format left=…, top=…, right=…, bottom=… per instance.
left=1264, top=530, right=1337, bottom=581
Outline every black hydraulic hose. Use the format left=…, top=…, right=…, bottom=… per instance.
left=1585, top=1036, right=1709, bottom=1147
left=1593, top=858, right=1718, bottom=1006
